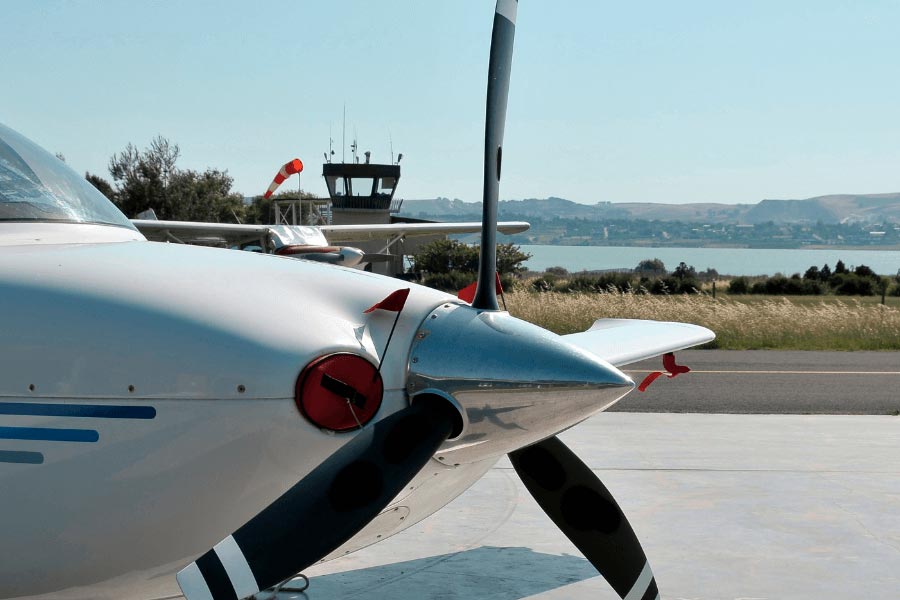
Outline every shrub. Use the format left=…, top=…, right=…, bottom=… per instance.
left=635, top=258, right=666, bottom=276
left=545, top=266, right=569, bottom=277
left=649, top=276, right=699, bottom=295
left=558, top=273, right=635, bottom=293
left=422, top=271, right=477, bottom=292
left=727, top=276, right=749, bottom=294
left=831, top=273, right=876, bottom=296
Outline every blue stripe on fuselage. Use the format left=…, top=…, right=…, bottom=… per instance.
left=0, top=450, right=44, bottom=464
left=0, top=427, right=99, bottom=442
left=0, top=402, right=156, bottom=419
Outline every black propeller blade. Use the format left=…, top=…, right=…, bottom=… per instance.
left=177, top=399, right=459, bottom=600
left=475, top=7, right=659, bottom=594
left=510, top=436, right=659, bottom=600
left=472, top=0, right=517, bottom=310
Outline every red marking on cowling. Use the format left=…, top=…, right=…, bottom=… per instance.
left=364, top=288, right=410, bottom=314
left=457, top=272, right=504, bottom=304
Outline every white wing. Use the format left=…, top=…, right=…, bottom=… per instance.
left=562, top=318, right=715, bottom=367
left=132, top=219, right=530, bottom=246
left=132, top=220, right=340, bottom=246
left=319, top=221, right=530, bottom=242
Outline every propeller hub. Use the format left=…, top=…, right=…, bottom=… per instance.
left=407, top=303, right=634, bottom=463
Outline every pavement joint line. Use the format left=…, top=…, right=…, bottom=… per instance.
left=625, top=369, right=900, bottom=375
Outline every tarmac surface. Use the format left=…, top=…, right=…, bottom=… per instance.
left=259, top=351, right=900, bottom=600
left=617, top=350, right=900, bottom=415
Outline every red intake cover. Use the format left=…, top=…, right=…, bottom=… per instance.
left=295, top=354, right=383, bottom=432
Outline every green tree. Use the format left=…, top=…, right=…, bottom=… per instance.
left=854, top=264, right=876, bottom=278
left=497, top=243, right=532, bottom=275
left=727, top=276, right=749, bottom=294
left=85, top=172, right=115, bottom=201
left=545, top=266, right=569, bottom=277
left=411, top=239, right=479, bottom=275
left=635, top=258, right=666, bottom=275
left=834, top=259, right=848, bottom=275
left=673, top=261, right=697, bottom=279
left=243, top=189, right=324, bottom=225
left=104, top=136, right=244, bottom=222
left=411, top=239, right=530, bottom=292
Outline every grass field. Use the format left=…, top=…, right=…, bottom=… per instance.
left=709, top=292, right=900, bottom=308
left=505, top=290, right=900, bottom=351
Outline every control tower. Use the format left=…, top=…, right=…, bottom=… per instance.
left=324, top=161, right=402, bottom=225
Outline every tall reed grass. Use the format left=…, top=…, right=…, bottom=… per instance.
left=505, top=289, right=900, bottom=350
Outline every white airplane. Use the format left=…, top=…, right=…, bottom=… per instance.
left=131, top=217, right=531, bottom=268
left=0, top=3, right=713, bottom=600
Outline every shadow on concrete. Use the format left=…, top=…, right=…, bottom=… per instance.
left=278, top=546, right=599, bottom=599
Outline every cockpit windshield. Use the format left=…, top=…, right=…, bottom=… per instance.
left=0, top=123, right=135, bottom=230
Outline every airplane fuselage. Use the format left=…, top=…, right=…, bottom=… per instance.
left=0, top=225, right=492, bottom=600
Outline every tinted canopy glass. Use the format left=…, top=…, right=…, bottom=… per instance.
left=0, top=123, right=134, bottom=229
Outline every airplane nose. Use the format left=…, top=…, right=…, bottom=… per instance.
left=406, top=303, right=634, bottom=464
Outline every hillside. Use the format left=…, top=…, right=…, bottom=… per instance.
left=401, top=193, right=900, bottom=225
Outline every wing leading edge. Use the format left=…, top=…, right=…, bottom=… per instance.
left=562, top=318, right=715, bottom=368
left=319, top=221, right=530, bottom=242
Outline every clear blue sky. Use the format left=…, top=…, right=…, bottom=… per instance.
left=3, top=1, right=900, bottom=205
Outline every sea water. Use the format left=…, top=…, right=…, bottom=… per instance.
left=520, top=245, right=900, bottom=277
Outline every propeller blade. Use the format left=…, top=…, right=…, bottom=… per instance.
left=473, top=0, right=517, bottom=310
left=177, top=400, right=459, bottom=600
left=510, top=436, right=659, bottom=600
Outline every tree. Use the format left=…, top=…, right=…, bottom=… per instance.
left=673, top=261, right=697, bottom=279
left=834, top=259, right=848, bottom=274
left=727, top=276, right=749, bottom=294
left=85, top=172, right=116, bottom=201
left=854, top=264, right=876, bottom=278
left=244, top=189, right=319, bottom=225
left=410, top=239, right=530, bottom=291
left=103, top=136, right=244, bottom=222
left=635, top=258, right=666, bottom=275
left=411, top=240, right=530, bottom=277
left=166, top=168, right=244, bottom=222
left=497, top=243, right=532, bottom=276
left=545, top=266, right=569, bottom=277
left=803, top=265, right=820, bottom=281
left=411, top=239, right=479, bottom=275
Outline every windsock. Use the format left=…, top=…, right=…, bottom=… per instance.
left=263, top=158, right=304, bottom=199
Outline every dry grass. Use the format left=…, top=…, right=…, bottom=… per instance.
left=505, top=289, right=900, bottom=350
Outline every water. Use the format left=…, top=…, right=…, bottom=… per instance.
left=520, top=245, right=900, bottom=276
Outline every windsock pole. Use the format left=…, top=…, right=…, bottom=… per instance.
left=264, top=158, right=304, bottom=199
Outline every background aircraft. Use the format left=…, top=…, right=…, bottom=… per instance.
left=132, top=217, right=530, bottom=268
left=0, top=2, right=712, bottom=599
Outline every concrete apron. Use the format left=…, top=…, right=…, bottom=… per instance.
left=288, top=413, right=900, bottom=599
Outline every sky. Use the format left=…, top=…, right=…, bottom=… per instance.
left=3, top=1, right=900, bottom=206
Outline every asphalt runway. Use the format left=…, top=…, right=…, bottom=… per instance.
left=616, top=350, right=900, bottom=415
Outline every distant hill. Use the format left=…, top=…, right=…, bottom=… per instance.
left=401, top=193, right=900, bottom=225
left=744, top=193, right=900, bottom=225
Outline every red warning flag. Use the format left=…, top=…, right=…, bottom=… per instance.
left=457, top=272, right=504, bottom=304
left=637, top=352, right=691, bottom=392
left=263, top=158, right=304, bottom=199
left=364, top=288, right=410, bottom=314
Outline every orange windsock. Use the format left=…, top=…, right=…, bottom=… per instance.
left=264, top=158, right=304, bottom=199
